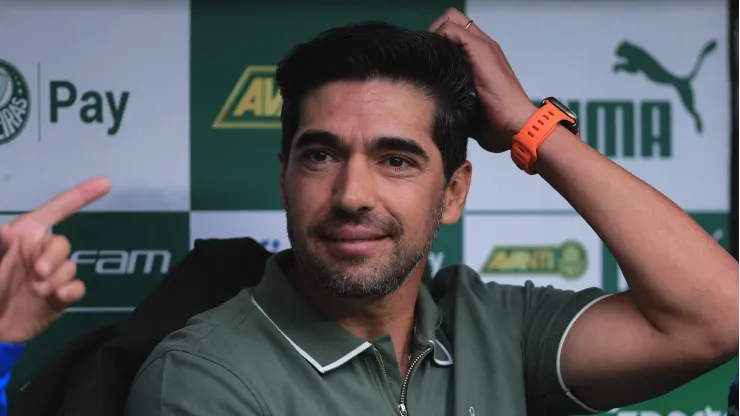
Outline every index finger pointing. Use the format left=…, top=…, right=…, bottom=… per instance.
left=18, top=176, right=111, bottom=229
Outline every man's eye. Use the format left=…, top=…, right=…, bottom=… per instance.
left=307, top=151, right=333, bottom=163
left=387, top=157, right=410, bottom=169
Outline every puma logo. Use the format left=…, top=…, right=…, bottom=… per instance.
left=613, top=40, right=717, bottom=133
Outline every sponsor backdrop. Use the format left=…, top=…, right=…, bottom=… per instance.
left=0, top=0, right=736, bottom=414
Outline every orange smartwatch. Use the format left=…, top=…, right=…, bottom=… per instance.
left=511, top=97, right=579, bottom=175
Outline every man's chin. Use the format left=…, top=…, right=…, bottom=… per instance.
left=320, top=271, right=399, bottom=300
left=316, top=261, right=383, bottom=280
left=296, top=249, right=413, bottom=299
left=311, top=260, right=392, bottom=287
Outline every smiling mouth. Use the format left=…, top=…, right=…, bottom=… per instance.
left=318, top=227, right=391, bottom=256
left=321, top=238, right=391, bottom=256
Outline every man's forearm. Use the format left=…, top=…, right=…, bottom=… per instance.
left=534, top=125, right=738, bottom=354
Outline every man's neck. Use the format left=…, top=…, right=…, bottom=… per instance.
left=290, top=262, right=426, bottom=373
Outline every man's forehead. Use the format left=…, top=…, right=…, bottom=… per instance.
left=297, top=79, right=436, bottom=147
left=304, top=78, right=429, bottom=105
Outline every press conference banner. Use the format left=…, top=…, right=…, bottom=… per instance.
left=0, top=0, right=735, bottom=414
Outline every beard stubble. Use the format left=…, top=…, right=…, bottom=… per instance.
left=285, top=194, right=445, bottom=300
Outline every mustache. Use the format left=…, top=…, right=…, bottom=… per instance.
left=308, top=210, right=402, bottom=239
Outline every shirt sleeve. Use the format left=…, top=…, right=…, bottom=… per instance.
left=124, top=349, right=267, bottom=416
left=518, top=281, right=610, bottom=416
left=0, top=341, right=26, bottom=416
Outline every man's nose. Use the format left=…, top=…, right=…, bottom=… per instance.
left=331, top=157, right=377, bottom=214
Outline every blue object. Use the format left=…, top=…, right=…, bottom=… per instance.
left=0, top=342, right=26, bottom=416
left=730, top=373, right=738, bottom=416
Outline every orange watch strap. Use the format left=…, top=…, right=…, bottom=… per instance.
left=511, top=100, right=573, bottom=175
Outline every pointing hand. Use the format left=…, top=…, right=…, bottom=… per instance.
left=0, top=177, right=111, bottom=343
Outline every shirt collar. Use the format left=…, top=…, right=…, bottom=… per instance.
left=251, top=249, right=453, bottom=374
left=414, top=283, right=454, bottom=366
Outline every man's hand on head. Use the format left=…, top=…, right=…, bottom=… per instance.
left=428, top=8, right=537, bottom=153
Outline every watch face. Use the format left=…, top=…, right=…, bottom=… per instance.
left=543, top=97, right=578, bottom=121
left=542, top=97, right=579, bottom=134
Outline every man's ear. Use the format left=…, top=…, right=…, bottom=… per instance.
left=278, top=150, right=287, bottom=209
left=440, top=161, right=472, bottom=225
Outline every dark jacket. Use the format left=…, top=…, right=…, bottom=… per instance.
left=9, top=237, right=273, bottom=416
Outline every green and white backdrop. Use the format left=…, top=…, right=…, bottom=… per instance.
left=0, top=0, right=736, bottom=414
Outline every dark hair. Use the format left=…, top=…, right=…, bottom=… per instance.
left=275, top=21, right=478, bottom=182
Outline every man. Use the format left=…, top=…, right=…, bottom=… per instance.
left=119, top=10, right=737, bottom=415
left=0, top=177, right=110, bottom=415
left=3, top=7, right=730, bottom=416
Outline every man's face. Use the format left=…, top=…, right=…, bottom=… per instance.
left=280, top=79, right=466, bottom=299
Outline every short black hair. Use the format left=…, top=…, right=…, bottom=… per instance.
left=275, top=21, right=478, bottom=182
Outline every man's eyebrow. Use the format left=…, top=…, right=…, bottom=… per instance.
left=373, top=137, right=429, bottom=163
left=293, top=130, right=430, bottom=163
left=293, top=130, right=343, bottom=151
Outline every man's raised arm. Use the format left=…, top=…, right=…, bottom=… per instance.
left=431, top=7, right=738, bottom=411
left=539, top=124, right=737, bottom=410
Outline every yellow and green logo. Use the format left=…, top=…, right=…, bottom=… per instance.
left=213, top=65, right=281, bottom=129
left=480, top=240, right=588, bottom=279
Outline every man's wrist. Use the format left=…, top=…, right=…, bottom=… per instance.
left=533, top=125, right=580, bottom=174
left=505, top=102, right=538, bottom=138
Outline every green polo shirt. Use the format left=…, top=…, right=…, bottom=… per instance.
left=124, top=249, right=610, bottom=416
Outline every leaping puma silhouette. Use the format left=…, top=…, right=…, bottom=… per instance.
left=613, top=40, right=717, bottom=133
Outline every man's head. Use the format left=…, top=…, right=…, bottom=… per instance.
left=276, top=22, right=476, bottom=300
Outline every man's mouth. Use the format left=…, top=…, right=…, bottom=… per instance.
left=321, top=226, right=387, bottom=241
left=318, top=226, right=391, bottom=256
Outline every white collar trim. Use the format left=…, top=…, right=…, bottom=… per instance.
left=251, top=296, right=372, bottom=374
